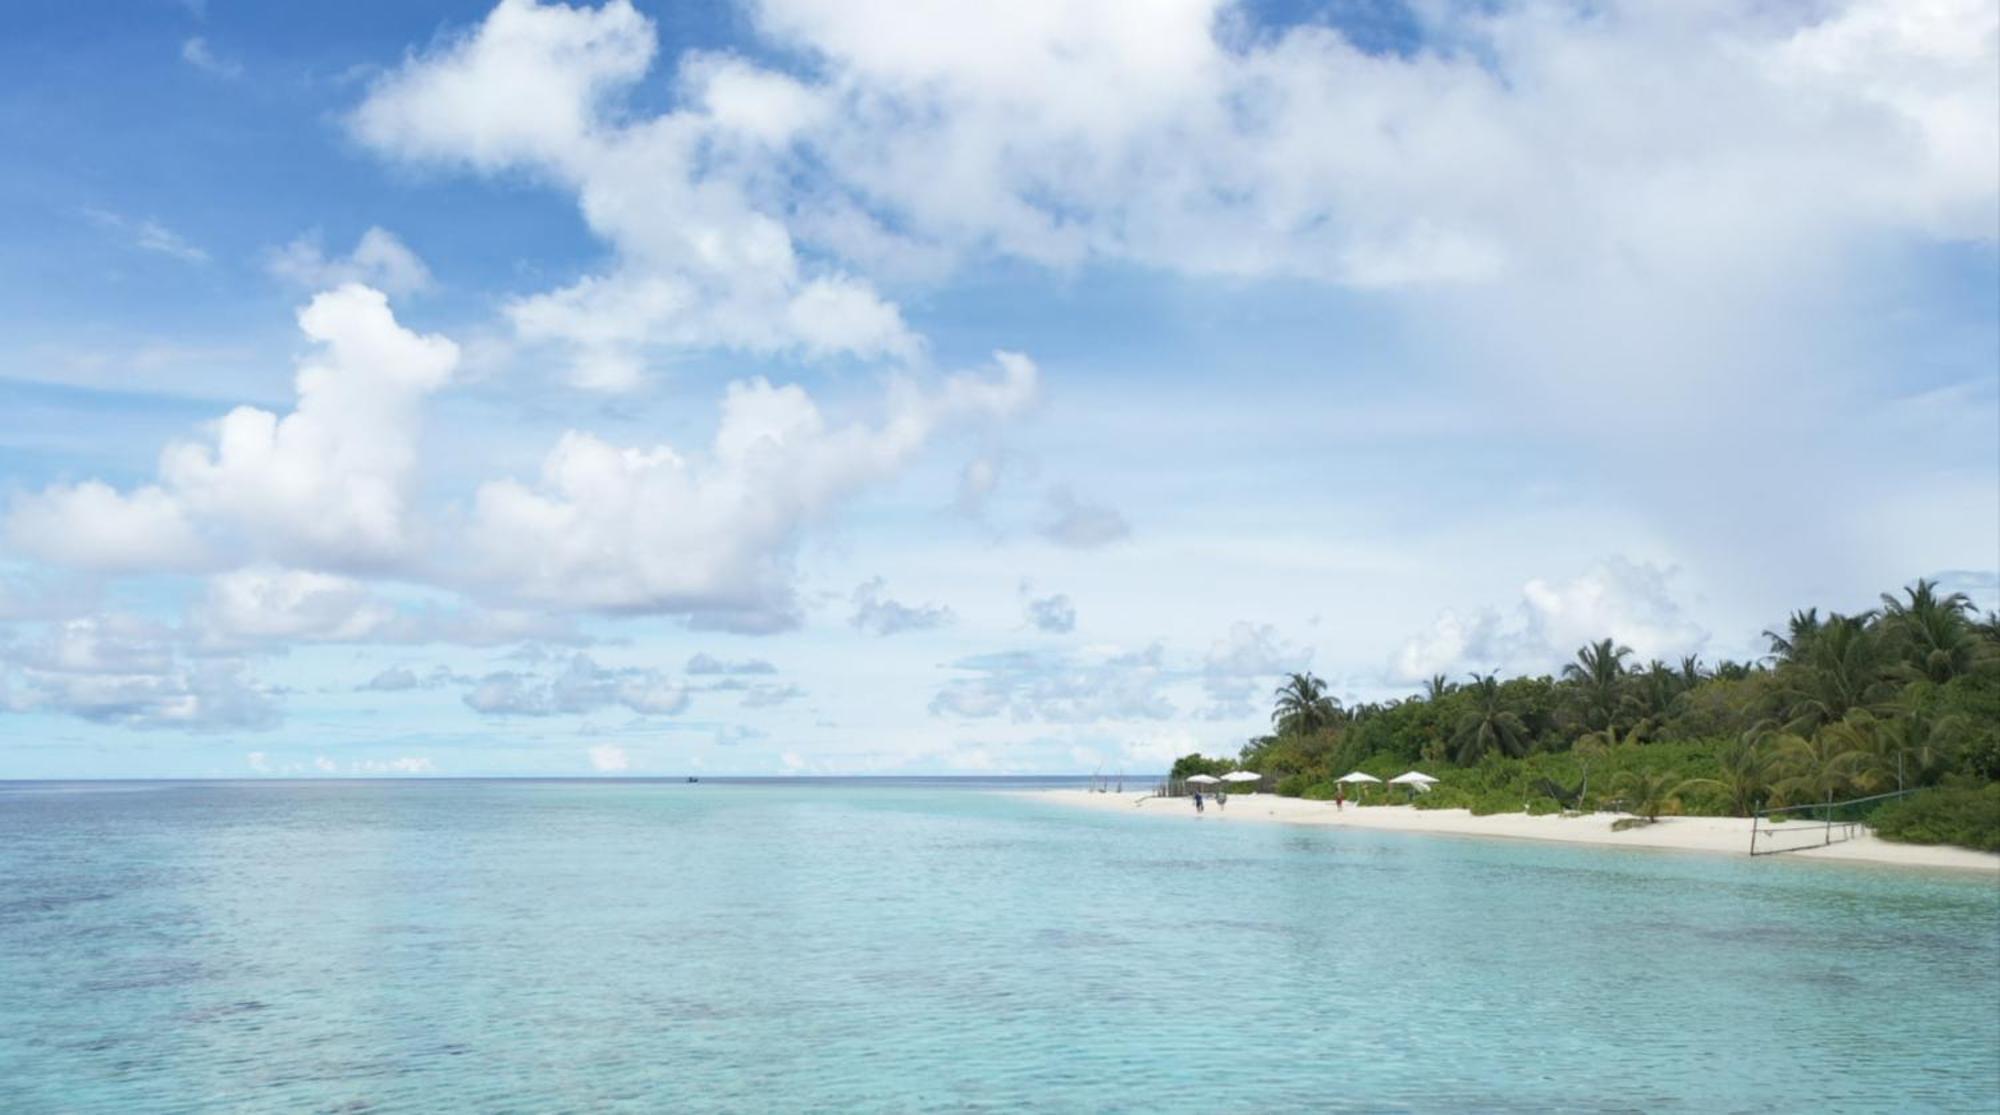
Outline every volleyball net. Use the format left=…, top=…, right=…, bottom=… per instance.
left=1749, top=789, right=1914, bottom=856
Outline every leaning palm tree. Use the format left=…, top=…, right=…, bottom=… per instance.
left=1768, top=726, right=1869, bottom=809
left=1860, top=707, right=1971, bottom=792
left=1703, top=731, right=1775, bottom=817
left=1271, top=672, right=1340, bottom=737
left=1422, top=674, right=1454, bottom=703
left=1814, top=712, right=1899, bottom=795
left=1451, top=674, right=1530, bottom=764
left=1818, top=708, right=1967, bottom=796
left=1977, top=611, right=2000, bottom=643
left=1608, top=768, right=1705, bottom=828
left=1575, top=719, right=1650, bottom=753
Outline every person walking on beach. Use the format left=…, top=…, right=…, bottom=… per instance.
left=1216, top=788, right=1227, bottom=811
left=1335, top=785, right=1345, bottom=812
left=1192, top=790, right=1204, bottom=814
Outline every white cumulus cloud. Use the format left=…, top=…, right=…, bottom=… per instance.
left=1389, top=558, right=1708, bottom=683
left=7, top=284, right=458, bottom=573
left=350, top=0, right=919, bottom=390
left=192, top=567, right=397, bottom=646
left=463, top=351, right=1036, bottom=628
left=5, top=615, right=277, bottom=731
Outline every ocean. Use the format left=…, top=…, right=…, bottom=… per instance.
left=2, top=779, right=1994, bottom=1112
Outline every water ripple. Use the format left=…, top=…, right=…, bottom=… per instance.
left=0, top=782, right=1993, bottom=1113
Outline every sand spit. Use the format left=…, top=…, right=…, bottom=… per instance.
left=1026, top=790, right=2000, bottom=873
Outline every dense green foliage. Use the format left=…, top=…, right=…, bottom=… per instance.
left=1869, top=785, right=2000, bottom=852
left=1197, top=579, right=2000, bottom=849
left=1168, top=753, right=1239, bottom=780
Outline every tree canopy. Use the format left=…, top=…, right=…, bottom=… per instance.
left=1187, top=578, right=1999, bottom=847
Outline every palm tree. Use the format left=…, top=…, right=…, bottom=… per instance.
left=1677, top=655, right=1707, bottom=690
left=1701, top=732, right=1774, bottom=817
left=1451, top=674, right=1531, bottom=763
left=1609, top=768, right=1705, bottom=827
left=1271, top=672, right=1340, bottom=737
left=1831, top=707, right=1964, bottom=794
left=1762, top=608, right=1823, bottom=666
left=1977, top=611, right=2000, bottom=643
left=1769, top=727, right=1868, bottom=808
left=1773, top=614, right=1890, bottom=733
left=1878, top=579, right=1980, bottom=683
left=1712, top=659, right=1758, bottom=681
left=1575, top=719, right=1650, bottom=753
left=1637, top=660, right=1680, bottom=719
left=1562, top=638, right=1633, bottom=732
left=1422, top=674, right=1454, bottom=702
left=1886, top=707, right=1970, bottom=789
left=1818, top=712, right=1890, bottom=795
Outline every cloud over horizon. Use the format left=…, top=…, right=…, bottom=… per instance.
left=0, top=0, right=1993, bottom=776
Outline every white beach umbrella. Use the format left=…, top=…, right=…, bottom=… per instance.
left=1185, top=774, right=1221, bottom=785
left=1389, top=770, right=1438, bottom=796
left=1220, top=771, right=1263, bottom=783
left=1335, top=771, right=1382, bottom=784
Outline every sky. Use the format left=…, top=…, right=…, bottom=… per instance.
left=1, top=0, right=1995, bottom=778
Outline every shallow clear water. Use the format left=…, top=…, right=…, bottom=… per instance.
left=2, top=781, right=1995, bottom=1113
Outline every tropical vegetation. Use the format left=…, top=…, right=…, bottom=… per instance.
left=1172, top=579, right=2000, bottom=851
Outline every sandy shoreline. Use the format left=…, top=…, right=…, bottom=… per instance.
left=1024, top=789, right=2000, bottom=873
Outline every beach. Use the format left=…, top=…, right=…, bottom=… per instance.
left=1027, top=789, right=2000, bottom=872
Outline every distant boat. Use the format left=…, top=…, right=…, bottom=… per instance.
left=686, top=777, right=699, bottom=784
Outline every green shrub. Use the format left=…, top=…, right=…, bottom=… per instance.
left=1413, top=785, right=1473, bottom=811
left=1273, top=773, right=1313, bottom=797
left=1870, top=785, right=2000, bottom=852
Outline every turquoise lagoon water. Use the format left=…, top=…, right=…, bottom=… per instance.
left=1, top=780, right=1995, bottom=1113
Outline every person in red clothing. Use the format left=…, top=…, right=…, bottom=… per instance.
left=1335, top=784, right=1345, bottom=812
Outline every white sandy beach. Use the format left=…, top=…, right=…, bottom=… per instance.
left=1028, top=790, right=2000, bottom=873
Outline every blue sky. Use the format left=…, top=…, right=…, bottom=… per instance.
left=2, top=0, right=1995, bottom=778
